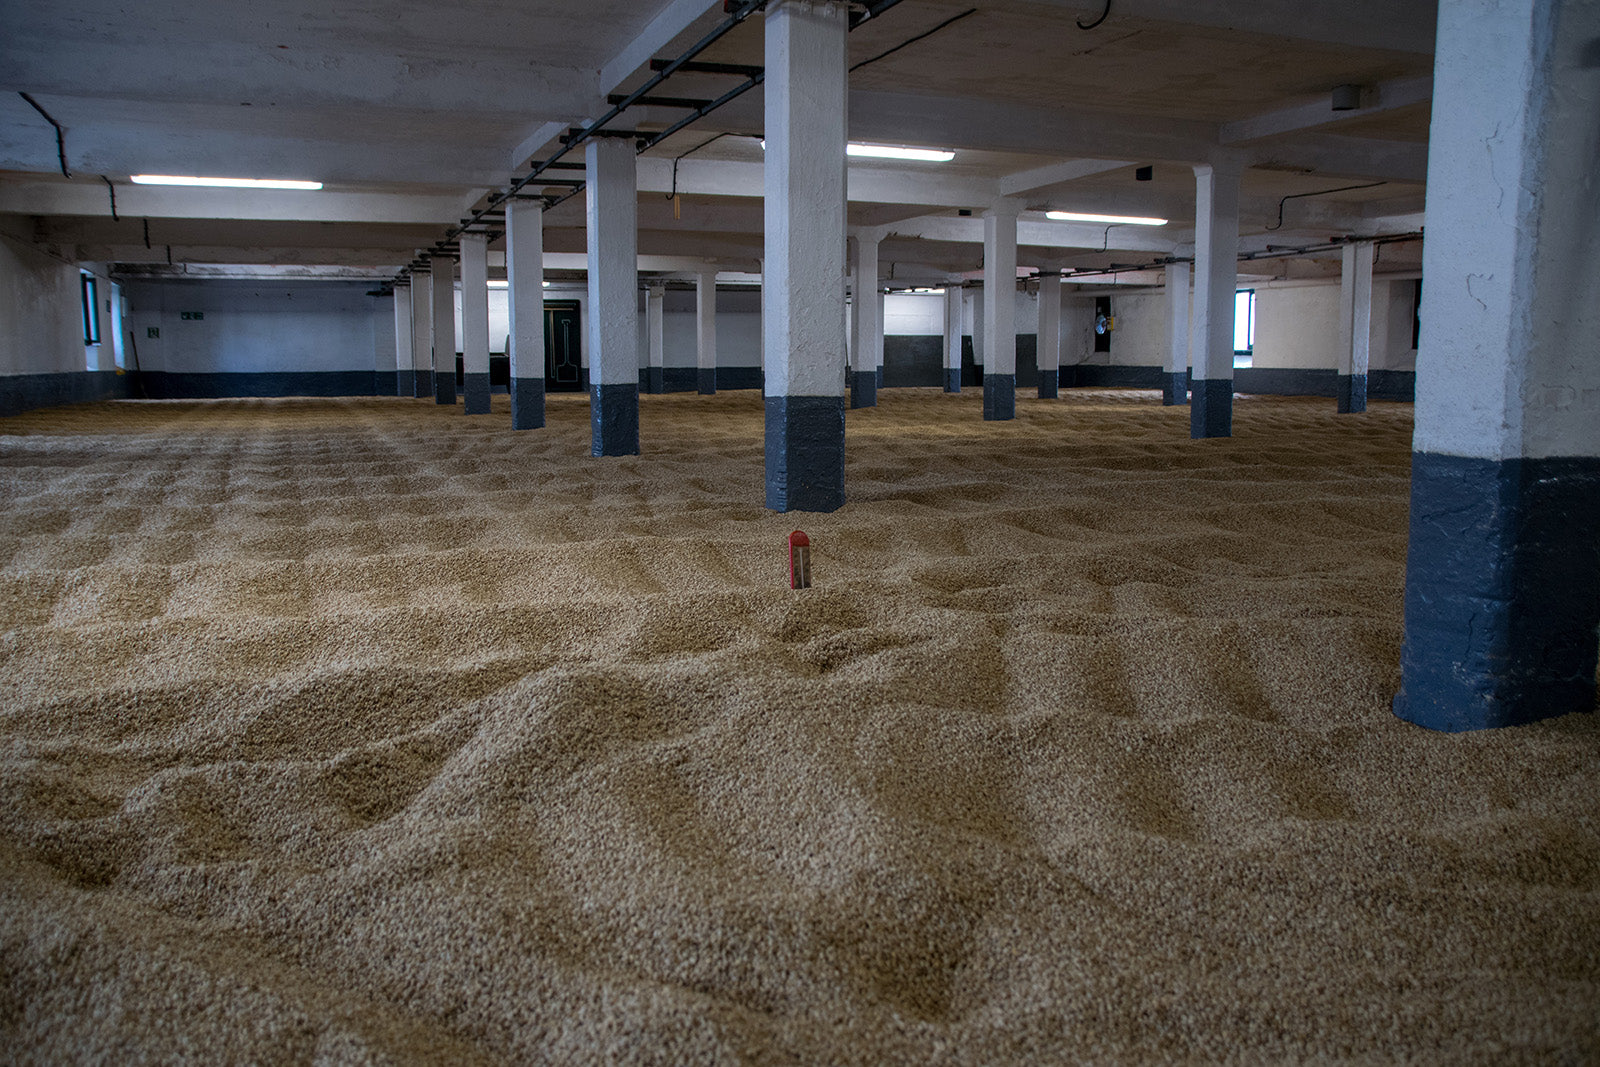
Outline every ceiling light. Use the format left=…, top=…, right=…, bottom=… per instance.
left=129, top=174, right=323, bottom=190
left=487, top=280, right=508, bottom=289
left=847, top=143, right=954, bottom=162
left=1046, top=210, right=1167, bottom=226
left=757, top=141, right=955, bottom=162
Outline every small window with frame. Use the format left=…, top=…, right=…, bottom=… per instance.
left=80, top=271, right=101, bottom=346
left=1233, top=288, right=1255, bottom=367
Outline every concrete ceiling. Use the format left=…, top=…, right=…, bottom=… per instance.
left=0, top=0, right=1438, bottom=282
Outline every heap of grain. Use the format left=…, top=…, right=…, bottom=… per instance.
left=2, top=391, right=1596, bottom=1063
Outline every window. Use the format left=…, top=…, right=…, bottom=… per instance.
left=80, top=272, right=101, bottom=346
left=1233, top=288, right=1255, bottom=366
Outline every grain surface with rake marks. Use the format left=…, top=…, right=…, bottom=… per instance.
left=2, top=390, right=1597, bottom=1065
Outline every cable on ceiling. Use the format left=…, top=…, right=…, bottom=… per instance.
left=18, top=92, right=70, bottom=178
left=850, top=7, right=976, bottom=73
left=102, top=176, right=118, bottom=220
left=1265, top=181, right=1387, bottom=231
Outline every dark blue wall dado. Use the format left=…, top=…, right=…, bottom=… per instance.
left=0, top=371, right=131, bottom=417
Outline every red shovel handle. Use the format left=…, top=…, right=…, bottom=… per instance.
left=789, top=530, right=811, bottom=589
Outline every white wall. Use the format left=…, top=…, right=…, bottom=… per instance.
left=1253, top=285, right=1341, bottom=370
left=449, top=282, right=764, bottom=373
left=0, top=230, right=94, bottom=376
left=1373, top=279, right=1419, bottom=371
left=1068, top=289, right=1165, bottom=367
left=961, top=286, right=1038, bottom=365
left=123, top=279, right=386, bottom=373
left=1056, top=277, right=1419, bottom=373
left=883, top=291, right=943, bottom=335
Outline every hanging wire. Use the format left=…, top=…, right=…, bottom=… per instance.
left=101, top=176, right=118, bottom=220
left=667, top=131, right=735, bottom=201
left=1077, top=0, right=1111, bottom=30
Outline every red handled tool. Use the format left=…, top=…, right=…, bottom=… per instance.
left=789, top=530, right=811, bottom=589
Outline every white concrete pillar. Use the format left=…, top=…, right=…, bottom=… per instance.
left=430, top=255, right=456, bottom=405
left=1337, top=242, right=1357, bottom=384
left=1395, top=0, right=1600, bottom=731
left=410, top=270, right=433, bottom=398
left=459, top=232, right=491, bottom=415
left=762, top=0, right=848, bottom=512
left=942, top=284, right=962, bottom=393
left=586, top=136, right=640, bottom=455
left=645, top=282, right=666, bottom=394
left=874, top=289, right=886, bottom=385
left=1190, top=154, right=1241, bottom=437
left=1036, top=273, right=1061, bottom=399
left=968, top=288, right=984, bottom=368
left=982, top=201, right=1020, bottom=420
left=507, top=197, right=545, bottom=429
left=696, top=269, right=718, bottom=394
left=849, top=233, right=879, bottom=407
left=392, top=283, right=414, bottom=397
left=1339, top=240, right=1374, bottom=413
left=1163, top=261, right=1190, bottom=405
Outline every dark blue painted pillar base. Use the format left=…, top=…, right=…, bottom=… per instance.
left=511, top=377, right=545, bottom=430
left=1162, top=372, right=1187, bottom=406
left=590, top=383, right=639, bottom=456
left=876, top=367, right=884, bottom=388
left=850, top=371, right=877, bottom=409
left=463, top=372, right=491, bottom=415
left=1037, top=370, right=1058, bottom=399
left=765, top=395, right=845, bottom=513
left=983, top=374, right=1015, bottom=421
left=434, top=368, right=456, bottom=406
left=414, top=369, right=433, bottom=399
left=646, top=367, right=665, bottom=394
left=1394, top=454, right=1600, bottom=732
left=1190, top=378, right=1232, bottom=437
left=1337, top=373, right=1368, bottom=413
left=944, top=367, right=961, bottom=393
left=395, top=370, right=413, bottom=397
left=698, top=368, right=717, bottom=395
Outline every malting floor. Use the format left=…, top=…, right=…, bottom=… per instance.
left=2, top=389, right=1596, bottom=1064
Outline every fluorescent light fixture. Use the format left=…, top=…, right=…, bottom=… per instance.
left=129, top=174, right=323, bottom=190
left=759, top=141, right=954, bottom=162
left=542, top=281, right=551, bottom=288
left=1046, top=210, right=1167, bottom=226
left=487, top=280, right=509, bottom=289
left=846, top=142, right=954, bottom=162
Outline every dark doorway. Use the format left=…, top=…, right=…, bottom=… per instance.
left=544, top=301, right=583, bottom=391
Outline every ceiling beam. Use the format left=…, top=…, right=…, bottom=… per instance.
left=599, top=0, right=725, bottom=94
left=1247, top=132, right=1430, bottom=183
left=0, top=180, right=465, bottom=225
left=849, top=89, right=1220, bottom=161
left=1220, top=75, right=1433, bottom=145
left=878, top=214, right=1182, bottom=255
left=1071, top=0, right=1437, bottom=55
left=997, top=158, right=1133, bottom=198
